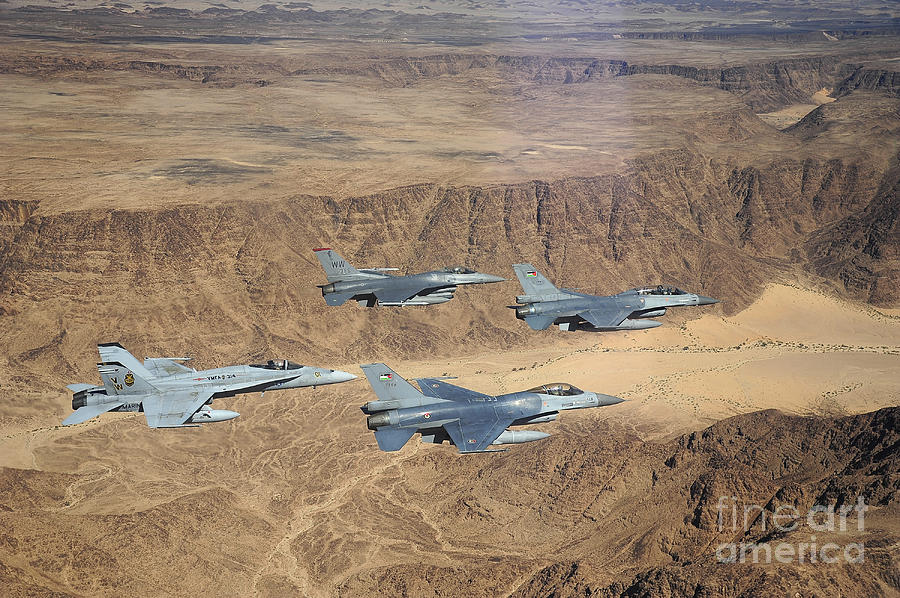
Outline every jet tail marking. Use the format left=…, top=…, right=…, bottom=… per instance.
left=512, top=264, right=573, bottom=300
left=97, top=362, right=159, bottom=396
left=360, top=364, right=427, bottom=401
left=314, top=248, right=381, bottom=282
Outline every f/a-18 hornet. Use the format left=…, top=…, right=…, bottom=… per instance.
left=63, top=343, right=356, bottom=428
left=314, top=248, right=504, bottom=307
left=360, top=363, right=624, bottom=453
left=512, top=263, right=718, bottom=332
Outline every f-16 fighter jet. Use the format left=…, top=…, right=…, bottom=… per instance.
left=63, top=343, right=356, bottom=428
left=360, top=363, right=624, bottom=453
left=512, top=263, right=718, bottom=332
left=314, top=248, right=504, bottom=307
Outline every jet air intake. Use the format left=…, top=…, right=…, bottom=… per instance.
left=631, top=308, right=666, bottom=319
left=492, top=430, right=550, bottom=445
left=512, top=413, right=558, bottom=425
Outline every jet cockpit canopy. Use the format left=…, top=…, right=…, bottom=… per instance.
left=250, top=359, right=304, bottom=371
left=636, top=285, right=685, bottom=296
left=441, top=266, right=476, bottom=274
left=527, top=383, right=584, bottom=396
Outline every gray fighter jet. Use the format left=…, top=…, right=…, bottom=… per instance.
left=63, top=343, right=356, bottom=428
left=314, top=248, right=504, bottom=307
left=512, top=263, right=718, bottom=332
left=360, top=363, right=624, bottom=453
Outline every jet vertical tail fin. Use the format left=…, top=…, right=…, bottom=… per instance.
left=512, top=264, right=563, bottom=298
left=97, top=343, right=155, bottom=379
left=97, top=362, right=158, bottom=396
left=314, top=248, right=367, bottom=282
left=360, top=364, right=427, bottom=403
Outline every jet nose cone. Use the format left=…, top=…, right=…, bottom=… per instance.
left=471, top=273, right=506, bottom=284
left=330, top=369, right=357, bottom=383
left=696, top=295, right=719, bottom=306
left=597, top=393, right=625, bottom=406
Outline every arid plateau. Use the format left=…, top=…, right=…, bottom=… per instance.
left=1, top=1, right=899, bottom=596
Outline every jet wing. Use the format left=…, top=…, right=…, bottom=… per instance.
left=415, top=379, right=492, bottom=402
left=442, top=416, right=514, bottom=453
left=62, top=402, right=125, bottom=426
left=373, top=284, right=431, bottom=304
left=143, top=358, right=193, bottom=377
left=578, top=307, right=630, bottom=329
left=143, top=390, right=213, bottom=428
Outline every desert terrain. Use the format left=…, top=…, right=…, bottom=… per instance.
left=1, top=0, right=899, bottom=596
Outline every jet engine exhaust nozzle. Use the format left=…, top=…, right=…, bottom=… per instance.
left=367, top=412, right=392, bottom=430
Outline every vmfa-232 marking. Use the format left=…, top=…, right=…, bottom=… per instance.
left=63, top=343, right=356, bottom=428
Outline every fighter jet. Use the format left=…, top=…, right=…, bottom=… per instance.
left=512, top=263, right=718, bottom=332
left=314, top=248, right=504, bottom=307
left=63, top=343, right=356, bottom=428
left=360, top=363, right=624, bottom=453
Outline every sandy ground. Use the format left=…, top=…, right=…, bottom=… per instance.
left=757, top=87, right=837, bottom=129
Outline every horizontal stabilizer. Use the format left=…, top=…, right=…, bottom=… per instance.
left=374, top=427, right=417, bottom=451
left=62, top=402, right=124, bottom=426
left=324, top=292, right=354, bottom=306
left=525, top=315, right=556, bottom=331
left=66, top=383, right=96, bottom=393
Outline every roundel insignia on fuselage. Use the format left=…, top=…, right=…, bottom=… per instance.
left=124, top=373, right=135, bottom=387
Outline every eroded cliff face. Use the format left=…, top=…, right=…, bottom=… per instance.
left=0, top=137, right=895, bottom=383
left=334, top=407, right=899, bottom=598
left=0, top=51, right=873, bottom=112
